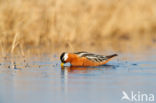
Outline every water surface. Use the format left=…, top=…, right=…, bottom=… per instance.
left=0, top=50, right=156, bottom=103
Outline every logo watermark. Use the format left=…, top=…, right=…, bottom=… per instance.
left=121, top=91, right=155, bottom=102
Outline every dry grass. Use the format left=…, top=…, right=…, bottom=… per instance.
left=0, top=0, right=156, bottom=55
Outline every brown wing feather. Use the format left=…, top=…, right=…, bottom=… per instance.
left=74, top=52, right=118, bottom=62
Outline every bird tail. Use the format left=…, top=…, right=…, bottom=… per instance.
left=106, top=54, right=118, bottom=59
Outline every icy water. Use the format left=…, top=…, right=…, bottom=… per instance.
left=0, top=50, right=156, bottom=103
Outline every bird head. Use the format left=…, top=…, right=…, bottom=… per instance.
left=60, top=52, right=68, bottom=66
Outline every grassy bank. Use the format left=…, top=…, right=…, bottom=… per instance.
left=0, top=0, right=155, bottom=55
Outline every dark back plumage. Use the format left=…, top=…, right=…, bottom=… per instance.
left=74, top=51, right=117, bottom=62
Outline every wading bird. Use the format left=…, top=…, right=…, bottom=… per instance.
left=60, top=51, right=118, bottom=66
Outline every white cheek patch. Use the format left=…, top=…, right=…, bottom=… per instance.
left=64, top=53, right=68, bottom=61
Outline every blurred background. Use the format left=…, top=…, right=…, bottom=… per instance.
left=0, top=0, right=155, bottom=55
left=0, top=1, right=156, bottom=103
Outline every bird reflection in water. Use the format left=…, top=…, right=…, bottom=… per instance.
left=61, top=64, right=116, bottom=74
left=60, top=64, right=116, bottom=94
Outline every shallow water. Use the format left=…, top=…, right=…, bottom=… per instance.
left=0, top=50, right=156, bottom=103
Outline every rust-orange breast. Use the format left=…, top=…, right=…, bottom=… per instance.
left=82, top=57, right=111, bottom=66
left=70, top=56, right=111, bottom=66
